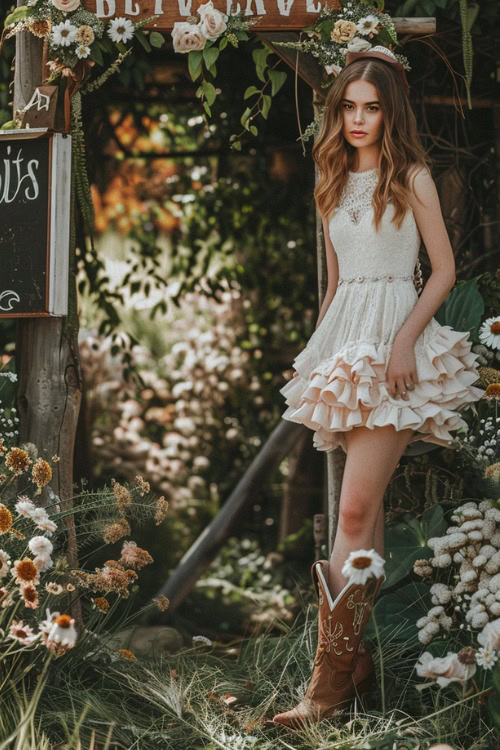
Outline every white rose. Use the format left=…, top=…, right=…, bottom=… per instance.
left=197, top=0, right=228, bottom=40
left=171, top=22, right=206, bottom=53
left=346, top=37, right=373, bottom=53
left=477, top=618, right=500, bottom=651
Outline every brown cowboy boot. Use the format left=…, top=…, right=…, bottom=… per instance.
left=272, top=558, right=384, bottom=727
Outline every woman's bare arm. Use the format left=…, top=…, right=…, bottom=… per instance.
left=394, top=167, right=456, bottom=347
left=315, top=214, right=339, bottom=330
left=386, top=167, right=456, bottom=399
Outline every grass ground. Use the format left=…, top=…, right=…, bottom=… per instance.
left=30, top=606, right=496, bottom=750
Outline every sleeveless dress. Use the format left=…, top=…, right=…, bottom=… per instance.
left=279, top=167, right=483, bottom=454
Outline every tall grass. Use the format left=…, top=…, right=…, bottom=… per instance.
left=9, top=605, right=494, bottom=750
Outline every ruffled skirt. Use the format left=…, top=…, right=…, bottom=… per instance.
left=280, top=285, right=483, bottom=454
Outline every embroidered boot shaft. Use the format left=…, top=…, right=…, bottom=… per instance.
left=272, top=560, right=384, bottom=727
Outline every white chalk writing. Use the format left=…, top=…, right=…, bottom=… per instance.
left=0, top=146, right=40, bottom=204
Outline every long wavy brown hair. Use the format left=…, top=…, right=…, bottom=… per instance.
left=312, top=59, right=432, bottom=231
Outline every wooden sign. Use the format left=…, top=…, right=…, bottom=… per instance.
left=0, top=130, right=71, bottom=318
left=83, top=0, right=341, bottom=30
left=21, top=86, right=59, bottom=130
left=83, top=2, right=435, bottom=34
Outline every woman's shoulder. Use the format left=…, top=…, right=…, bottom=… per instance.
left=406, top=163, right=436, bottom=210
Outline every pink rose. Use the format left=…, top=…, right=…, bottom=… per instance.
left=416, top=651, right=476, bottom=687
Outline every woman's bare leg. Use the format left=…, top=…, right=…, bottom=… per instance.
left=373, top=504, right=385, bottom=557
left=328, top=425, right=414, bottom=597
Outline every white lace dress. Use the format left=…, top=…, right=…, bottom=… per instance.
left=280, top=167, right=483, bottom=453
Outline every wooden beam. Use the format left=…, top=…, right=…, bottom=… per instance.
left=82, top=2, right=435, bottom=34
left=256, top=19, right=436, bottom=95
left=144, top=418, right=304, bottom=618
left=13, top=2, right=83, bottom=625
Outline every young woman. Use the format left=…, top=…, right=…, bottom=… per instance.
left=273, top=47, right=483, bottom=727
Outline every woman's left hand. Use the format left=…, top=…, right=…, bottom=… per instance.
left=385, top=339, right=418, bottom=400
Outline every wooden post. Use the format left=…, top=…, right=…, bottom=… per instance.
left=312, top=89, right=346, bottom=555
left=13, top=2, right=83, bottom=625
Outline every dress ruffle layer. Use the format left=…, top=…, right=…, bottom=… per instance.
left=280, top=325, right=483, bottom=454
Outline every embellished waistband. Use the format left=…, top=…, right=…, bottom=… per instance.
left=337, top=273, right=414, bottom=286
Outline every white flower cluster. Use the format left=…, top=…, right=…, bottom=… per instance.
left=0, top=403, right=18, bottom=441
left=461, top=415, right=499, bottom=466
left=415, top=500, right=500, bottom=643
left=80, top=284, right=267, bottom=512
left=416, top=604, right=453, bottom=645
left=415, top=500, right=500, bottom=686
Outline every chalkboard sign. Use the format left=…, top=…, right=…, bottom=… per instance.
left=0, top=129, right=71, bottom=317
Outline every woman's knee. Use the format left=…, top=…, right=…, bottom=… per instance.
left=338, top=490, right=378, bottom=537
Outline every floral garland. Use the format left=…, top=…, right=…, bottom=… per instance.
left=2, top=0, right=163, bottom=89
left=170, top=1, right=409, bottom=147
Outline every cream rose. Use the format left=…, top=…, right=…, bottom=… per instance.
left=324, top=63, right=342, bottom=77
left=346, top=37, right=373, bottom=53
left=51, top=0, right=80, bottom=12
left=330, top=20, right=357, bottom=44
left=416, top=651, right=476, bottom=687
left=75, top=25, right=94, bottom=46
left=477, top=618, right=500, bottom=651
left=171, top=22, right=206, bottom=53
left=197, top=0, right=228, bottom=41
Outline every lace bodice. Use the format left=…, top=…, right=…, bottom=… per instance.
left=328, top=168, right=421, bottom=280
left=337, top=168, right=379, bottom=224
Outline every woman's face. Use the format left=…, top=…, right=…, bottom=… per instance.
left=341, top=79, right=384, bottom=149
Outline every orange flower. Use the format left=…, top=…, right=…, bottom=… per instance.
left=119, top=648, right=137, bottom=660
left=32, top=459, right=52, bottom=493
left=12, top=558, right=40, bottom=585
left=153, top=594, right=169, bottom=612
left=5, top=448, right=31, bottom=475
left=0, top=504, right=13, bottom=534
left=93, top=596, right=110, bottom=613
left=22, top=584, right=39, bottom=609
left=484, top=383, right=500, bottom=400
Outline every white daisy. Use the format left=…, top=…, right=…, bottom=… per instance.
left=15, top=497, right=36, bottom=518
left=30, top=507, right=57, bottom=535
left=341, top=548, right=385, bottom=585
left=34, top=555, right=54, bottom=573
left=45, top=613, right=77, bottom=655
left=51, top=20, right=78, bottom=47
left=0, top=549, right=11, bottom=579
left=75, top=45, right=90, bottom=59
left=476, top=646, right=498, bottom=669
left=8, top=620, right=39, bottom=645
left=28, top=536, right=53, bottom=558
left=356, top=15, right=380, bottom=37
left=107, top=17, right=134, bottom=44
left=479, top=316, right=500, bottom=350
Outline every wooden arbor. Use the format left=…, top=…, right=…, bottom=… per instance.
left=12, top=2, right=435, bottom=617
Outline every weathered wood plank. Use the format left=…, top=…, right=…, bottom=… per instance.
left=13, top=1, right=83, bottom=625
left=82, top=2, right=435, bottom=34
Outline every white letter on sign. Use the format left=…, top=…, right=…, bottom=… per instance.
left=178, top=0, right=193, bottom=14
left=95, top=0, right=115, bottom=17
left=124, top=0, right=140, bottom=14
left=277, top=0, right=295, bottom=14
left=244, top=0, right=266, bottom=15
left=306, top=0, right=321, bottom=11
